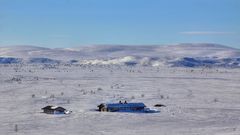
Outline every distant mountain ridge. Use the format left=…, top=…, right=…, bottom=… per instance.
left=0, top=43, right=240, bottom=67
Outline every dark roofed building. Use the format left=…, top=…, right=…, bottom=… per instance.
left=41, top=105, right=71, bottom=114
left=98, top=102, right=146, bottom=112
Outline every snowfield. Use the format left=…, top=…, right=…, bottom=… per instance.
left=0, top=64, right=240, bottom=135
left=0, top=44, right=240, bottom=135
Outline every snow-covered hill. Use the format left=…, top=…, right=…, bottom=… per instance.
left=0, top=43, right=240, bottom=67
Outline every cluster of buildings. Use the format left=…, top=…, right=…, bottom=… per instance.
left=42, top=101, right=159, bottom=115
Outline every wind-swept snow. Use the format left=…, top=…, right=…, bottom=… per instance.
left=0, top=64, right=240, bottom=135
left=0, top=44, right=240, bottom=134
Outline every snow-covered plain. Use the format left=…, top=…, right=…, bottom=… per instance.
left=0, top=44, right=240, bottom=135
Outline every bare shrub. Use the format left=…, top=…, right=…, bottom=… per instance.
left=97, top=87, right=102, bottom=91
left=50, top=94, right=55, bottom=98
left=14, top=124, right=18, bottom=132
left=67, top=99, right=70, bottom=104
left=90, top=90, right=95, bottom=94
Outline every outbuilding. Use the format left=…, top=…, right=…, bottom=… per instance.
left=41, top=105, right=71, bottom=114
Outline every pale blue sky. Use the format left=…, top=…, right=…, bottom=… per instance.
left=0, top=0, right=239, bottom=48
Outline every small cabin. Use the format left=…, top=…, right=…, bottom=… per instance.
left=98, top=102, right=146, bottom=112
left=41, top=106, right=71, bottom=114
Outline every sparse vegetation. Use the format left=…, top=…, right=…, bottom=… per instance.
left=14, top=124, right=18, bottom=132
left=97, top=87, right=102, bottom=91
left=50, top=94, right=55, bottom=98
left=214, top=98, right=219, bottom=102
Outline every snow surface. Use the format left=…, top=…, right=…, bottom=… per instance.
left=0, top=64, right=240, bottom=135
left=0, top=44, right=240, bottom=134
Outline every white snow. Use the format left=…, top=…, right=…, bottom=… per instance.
left=0, top=64, right=240, bottom=135
left=0, top=44, right=239, bottom=67
left=1, top=43, right=239, bottom=60
left=81, top=56, right=137, bottom=65
left=51, top=106, right=59, bottom=109
left=0, top=44, right=240, bottom=134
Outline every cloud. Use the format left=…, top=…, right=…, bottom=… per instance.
left=180, top=31, right=236, bottom=35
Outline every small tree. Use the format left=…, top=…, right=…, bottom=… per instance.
left=67, top=99, right=70, bottom=104
left=50, top=94, right=55, bottom=98
left=97, top=87, right=102, bottom=91
left=14, top=124, right=18, bottom=132
left=214, top=98, right=219, bottom=102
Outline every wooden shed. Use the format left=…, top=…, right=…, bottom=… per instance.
left=41, top=105, right=71, bottom=114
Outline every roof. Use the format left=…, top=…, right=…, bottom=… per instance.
left=42, top=105, right=53, bottom=110
left=106, top=103, right=146, bottom=108
left=41, top=106, right=66, bottom=111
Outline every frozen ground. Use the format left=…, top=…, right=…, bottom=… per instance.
left=0, top=64, right=240, bottom=135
